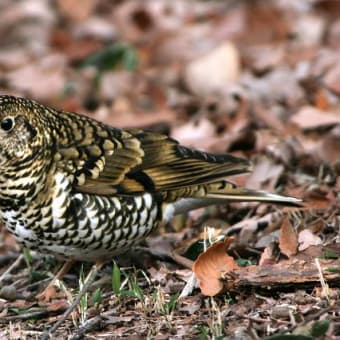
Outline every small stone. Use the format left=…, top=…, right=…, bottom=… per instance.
left=271, top=304, right=295, bottom=319
left=0, top=285, right=17, bottom=301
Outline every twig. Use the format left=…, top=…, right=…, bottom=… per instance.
left=17, top=277, right=51, bottom=293
left=0, top=310, right=50, bottom=322
left=70, top=304, right=124, bottom=339
left=171, top=250, right=194, bottom=269
left=0, top=252, right=20, bottom=266
left=70, top=315, right=103, bottom=340
left=41, top=262, right=103, bottom=340
left=0, top=254, right=24, bottom=284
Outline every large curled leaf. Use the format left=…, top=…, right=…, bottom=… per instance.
left=192, top=237, right=239, bottom=296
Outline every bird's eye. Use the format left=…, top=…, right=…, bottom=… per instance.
left=1, top=117, right=14, bottom=132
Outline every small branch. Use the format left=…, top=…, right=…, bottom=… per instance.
left=0, top=310, right=51, bottom=322
left=70, top=315, right=103, bottom=340
left=70, top=306, right=120, bottom=339
left=0, top=254, right=24, bottom=283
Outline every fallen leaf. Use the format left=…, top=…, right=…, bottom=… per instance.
left=51, top=30, right=103, bottom=62
left=37, top=285, right=57, bottom=302
left=100, top=71, right=135, bottom=101
left=290, top=106, right=340, bottom=130
left=6, top=55, right=67, bottom=102
left=243, top=66, right=304, bottom=106
left=298, top=229, right=322, bottom=251
left=244, top=44, right=284, bottom=74
left=178, top=295, right=201, bottom=315
left=293, top=13, right=326, bottom=46
left=192, top=237, right=239, bottom=296
left=56, top=0, right=98, bottom=21
left=314, top=88, right=331, bottom=110
left=94, top=106, right=176, bottom=129
left=238, top=219, right=259, bottom=246
left=253, top=104, right=286, bottom=131
left=278, top=217, right=298, bottom=258
left=155, top=22, right=215, bottom=64
left=46, top=300, right=69, bottom=312
left=113, top=1, right=156, bottom=42
left=303, top=199, right=334, bottom=210
left=259, top=243, right=278, bottom=266
left=184, top=42, right=241, bottom=97
left=171, top=117, right=216, bottom=149
left=315, top=125, right=340, bottom=164
left=8, top=300, right=36, bottom=309
left=323, top=62, right=340, bottom=95
left=246, top=157, right=284, bottom=191
left=72, top=17, right=116, bottom=41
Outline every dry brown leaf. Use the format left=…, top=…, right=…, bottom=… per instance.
left=9, top=299, right=36, bottom=309
left=246, top=157, right=284, bottom=191
left=56, top=0, right=98, bottom=22
left=290, top=106, right=340, bottom=130
left=255, top=130, right=280, bottom=152
left=314, top=88, right=331, bottom=110
left=113, top=1, right=156, bottom=42
left=278, top=217, right=298, bottom=257
left=37, top=285, right=57, bottom=302
left=192, top=237, right=239, bottom=297
left=323, top=62, right=340, bottom=95
left=298, top=229, right=322, bottom=251
left=253, top=104, right=285, bottom=131
left=95, top=106, right=176, bottom=129
left=46, top=300, right=69, bottom=312
left=184, top=42, right=241, bottom=97
left=171, top=118, right=216, bottom=149
left=6, top=55, right=66, bottom=102
left=259, top=243, right=278, bottom=266
left=51, top=30, right=103, bottom=62
left=315, top=125, right=340, bottom=164
left=302, top=187, right=334, bottom=209
left=238, top=219, right=258, bottom=246
left=245, top=44, right=284, bottom=74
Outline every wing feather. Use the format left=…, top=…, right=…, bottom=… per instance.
left=53, top=110, right=250, bottom=196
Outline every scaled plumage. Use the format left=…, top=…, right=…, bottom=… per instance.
left=0, top=95, right=301, bottom=261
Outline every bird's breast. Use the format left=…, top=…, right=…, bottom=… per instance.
left=0, top=169, right=165, bottom=261
left=41, top=191, right=163, bottom=261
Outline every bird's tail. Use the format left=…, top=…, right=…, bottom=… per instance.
left=164, top=180, right=302, bottom=219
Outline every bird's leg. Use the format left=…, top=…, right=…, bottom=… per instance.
left=42, top=262, right=103, bottom=340
left=37, top=260, right=74, bottom=301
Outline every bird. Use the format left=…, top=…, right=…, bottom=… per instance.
left=0, top=95, right=301, bottom=294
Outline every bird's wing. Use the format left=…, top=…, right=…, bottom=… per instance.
left=54, top=111, right=251, bottom=196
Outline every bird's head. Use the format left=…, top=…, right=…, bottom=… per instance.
left=0, top=95, right=53, bottom=167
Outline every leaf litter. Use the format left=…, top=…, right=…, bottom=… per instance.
left=0, top=0, right=339, bottom=338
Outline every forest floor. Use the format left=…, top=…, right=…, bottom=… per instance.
left=0, top=0, right=339, bottom=339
